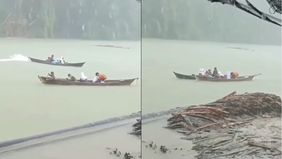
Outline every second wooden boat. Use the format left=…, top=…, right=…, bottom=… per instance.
left=29, top=57, right=85, bottom=67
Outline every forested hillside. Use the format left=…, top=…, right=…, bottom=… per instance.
left=142, top=0, right=281, bottom=45
left=0, top=0, right=140, bottom=40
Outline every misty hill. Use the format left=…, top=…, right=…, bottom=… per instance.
left=142, top=0, right=281, bottom=45
left=0, top=0, right=140, bottom=40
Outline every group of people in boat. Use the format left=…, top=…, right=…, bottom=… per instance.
left=47, top=54, right=66, bottom=64
left=47, top=71, right=107, bottom=83
left=199, top=67, right=239, bottom=79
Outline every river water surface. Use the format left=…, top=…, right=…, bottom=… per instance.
left=0, top=38, right=140, bottom=142
left=142, top=39, right=281, bottom=159
left=143, top=39, right=281, bottom=114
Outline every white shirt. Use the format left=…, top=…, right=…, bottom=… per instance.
left=60, top=57, right=65, bottom=64
left=92, top=76, right=98, bottom=82
left=218, top=71, right=224, bottom=76
left=80, top=72, right=87, bottom=80
left=199, top=68, right=206, bottom=75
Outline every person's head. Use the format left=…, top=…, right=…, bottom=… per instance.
left=95, top=72, right=99, bottom=76
left=68, top=74, right=71, bottom=77
left=51, top=54, right=54, bottom=57
left=214, top=67, right=217, bottom=70
left=51, top=71, right=54, bottom=75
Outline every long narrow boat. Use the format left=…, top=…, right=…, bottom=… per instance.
left=173, top=72, right=196, bottom=80
left=38, top=76, right=137, bottom=86
left=29, top=57, right=85, bottom=67
left=196, top=74, right=261, bottom=82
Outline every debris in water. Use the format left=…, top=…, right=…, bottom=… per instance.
left=107, top=147, right=140, bottom=159
left=160, top=145, right=168, bottom=153
left=167, top=92, right=281, bottom=159
left=130, top=119, right=141, bottom=136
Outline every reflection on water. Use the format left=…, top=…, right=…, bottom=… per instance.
left=0, top=38, right=140, bottom=142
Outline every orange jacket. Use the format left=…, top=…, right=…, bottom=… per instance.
left=99, top=74, right=107, bottom=81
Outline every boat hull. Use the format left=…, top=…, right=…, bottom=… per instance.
left=38, top=76, right=137, bottom=86
left=173, top=72, right=196, bottom=80
left=196, top=75, right=257, bottom=82
left=29, top=57, right=85, bottom=67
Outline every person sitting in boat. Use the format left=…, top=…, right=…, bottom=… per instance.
left=46, top=55, right=63, bottom=64
left=205, top=69, right=212, bottom=77
left=51, top=58, right=62, bottom=64
left=47, top=71, right=55, bottom=79
left=226, top=71, right=231, bottom=79
left=198, top=68, right=206, bottom=76
left=67, top=74, right=76, bottom=81
left=234, top=72, right=239, bottom=78
left=80, top=72, right=88, bottom=81
left=60, top=57, right=65, bottom=64
left=231, top=72, right=239, bottom=79
left=47, top=54, right=55, bottom=62
left=93, top=72, right=107, bottom=83
left=218, top=71, right=224, bottom=78
left=212, top=67, right=219, bottom=78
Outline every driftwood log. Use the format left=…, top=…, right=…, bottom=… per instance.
left=167, top=92, right=281, bottom=159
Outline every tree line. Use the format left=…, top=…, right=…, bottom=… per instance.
left=142, top=0, right=281, bottom=45
left=0, top=0, right=140, bottom=40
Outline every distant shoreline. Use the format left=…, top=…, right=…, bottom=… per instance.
left=0, top=37, right=140, bottom=42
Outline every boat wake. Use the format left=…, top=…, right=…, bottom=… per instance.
left=0, top=54, right=30, bottom=62
left=96, top=44, right=130, bottom=49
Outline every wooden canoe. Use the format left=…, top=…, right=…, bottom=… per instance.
left=29, top=57, right=85, bottom=67
left=196, top=74, right=261, bottom=82
left=173, top=72, right=196, bottom=80
left=38, top=76, right=137, bottom=86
